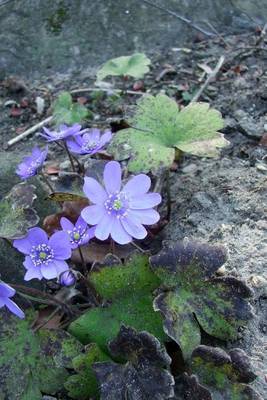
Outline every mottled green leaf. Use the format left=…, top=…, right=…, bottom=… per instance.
left=0, top=311, right=82, bottom=400
left=93, top=325, right=175, bottom=400
left=65, top=343, right=110, bottom=399
left=53, top=91, right=89, bottom=126
left=109, top=94, right=227, bottom=173
left=97, top=53, right=151, bottom=81
left=0, top=183, right=39, bottom=239
left=68, top=254, right=166, bottom=350
left=176, top=346, right=262, bottom=399
left=150, top=240, right=253, bottom=359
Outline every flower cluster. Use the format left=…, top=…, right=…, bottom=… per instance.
left=9, top=122, right=162, bottom=320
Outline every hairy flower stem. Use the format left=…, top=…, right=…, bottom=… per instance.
left=78, top=246, right=87, bottom=275
left=131, top=241, right=146, bottom=253
left=77, top=272, right=101, bottom=306
left=40, top=171, right=54, bottom=193
left=166, top=169, right=172, bottom=221
left=11, top=284, right=71, bottom=312
left=63, top=141, right=76, bottom=172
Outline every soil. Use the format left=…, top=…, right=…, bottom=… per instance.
left=0, top=30, right=266, bottom=398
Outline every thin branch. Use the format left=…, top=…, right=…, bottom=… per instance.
left=7, top=116, right=53, bottom=148
left=190, top=55, right=225, bottom=103
left=137, top=0, right=215, bottom=37
left=70, top=87, right=144, bottom=96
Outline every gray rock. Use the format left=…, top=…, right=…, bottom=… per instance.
left=234, top=110, right=266, bottom=139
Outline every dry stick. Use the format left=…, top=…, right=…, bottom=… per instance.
left=137, top=0, right=215, bottom=37
left=7, top=116, right=53, bottom=148
left=255, top=21, right=267, bottom=46
left=190, top=55, right=225, bottom=103
left=70, top=88, right=144, bottom=96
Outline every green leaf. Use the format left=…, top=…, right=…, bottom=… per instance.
left=0, top=183, right=39, bottom=239
left=108, top=94, right=227, bottom=173
left=65, top=343, right=111, bottom=399
left=68, top=254, right=166, bottom=350
left=53, top=91, right=89, bottom=126
left=176, top=346, right=262, bottom=399
left=96, top=53, right=151, bottom=81
left=0, top=311, right=83, bottom=400
left=150, top=240, right=253, bottom=360
left=93, top=325, right=175, bottom=400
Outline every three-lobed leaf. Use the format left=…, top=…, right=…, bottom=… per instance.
left=68, top=254, right=166, bottom=350
left=0, top=311, right=82, bottom=400
left=0, top=183, right=39, bottom=239
left=109, top=94, right=228, bottom=173
left=96, top=53, right=151, bottom=81
left=150, top=240, right=253, bottom=360
left=176, top=345, right=262, bottom=399
left=93, top=325, right=175, bottom=400
left=53, top=91, right=89, bottom=126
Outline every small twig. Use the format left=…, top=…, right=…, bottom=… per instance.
left=137, top=0, right=215, bottom=37
left=7, top=116, right=53, bottom=148
left=70, top=87, right=144, bottom=96
left=190, top=55, right=225, bottom=103
left=202, top=20, right=229, bottom=47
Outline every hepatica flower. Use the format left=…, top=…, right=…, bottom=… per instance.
left=60, top=216, right=95, bottom=249
left=0, top=281, right=25, bottom=319
left=81, top=161, right=161, bottom=244
left=41, top=123, right=82, bottom=142
left=66, top=128, right=112, bottom=155
left=13, top=227, right=71, bottom=281
left=16, top=146, right=48, bottom=180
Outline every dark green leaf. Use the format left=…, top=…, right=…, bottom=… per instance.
left=68, top=254, right=166, bottom=350
left=65, top=343, right=111, bottom=399
left=176, top=345, right=262, bottom=399
left=0, top=183, right=39, bottom=239
left=150, top=240, right=253, bottom=359
left=93, top=325, right=175, bottom=400
left=0, top=311, right=83, bottom=399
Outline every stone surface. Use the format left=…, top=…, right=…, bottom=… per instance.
left=0, top=0, right=267, bottom=78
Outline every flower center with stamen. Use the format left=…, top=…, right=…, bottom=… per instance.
left=104, top=192, right=129, bottom=218
left=82, top=140, right=99, bottom=152
left=30, top=244, right=54, bottom=266
left=69, top=227, right=86, bottom=244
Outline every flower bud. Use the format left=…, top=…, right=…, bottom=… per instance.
left=59, top=270, right=76, bottom=287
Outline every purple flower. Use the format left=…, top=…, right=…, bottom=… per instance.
left=16, top=146, right=48, bottom=180
left=81, top=161, right=161, bottom=245
left=13, top=227, right=71, bottom=281
left=59, top=270, right=76, bottom=287
left=0, top=281, right=25, bottom=319
left=60, top=216, right=95, bottom=249
left=41, top=123, right=82, bottom=142
left=66, top=128, right=112, bottom=155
